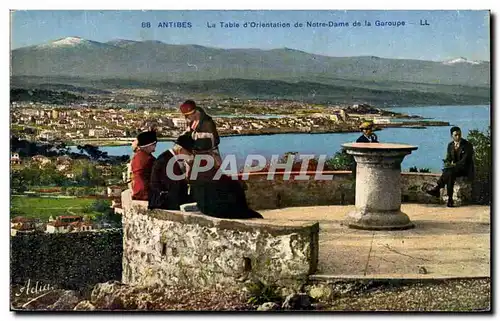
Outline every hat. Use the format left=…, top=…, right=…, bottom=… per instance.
left=180, top=100, right=197, bottom=116
left=137, top=131, right=157, bottom=148
left=174, top=132, right=195, bottom=151
left=359, top=121, right=373, bottom=130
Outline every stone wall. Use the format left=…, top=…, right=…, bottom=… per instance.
left=10, top=230, right=123, bottom=290
left=241, top=171, right=355, bottom=210
left=239, top=171, right=466, bottom=210
left=121, top=190, right=319, bottom=292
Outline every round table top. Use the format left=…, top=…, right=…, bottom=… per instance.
left=342, top=142, right=418, bottom=151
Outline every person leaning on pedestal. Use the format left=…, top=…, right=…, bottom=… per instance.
left=351, top=121, right=379, bottom=179
left=356, top=121, right=379, bottom=143
left=425, top=126, right=474, bottom=207
left=180, top=100, right=222, bottom=168
left=130, top=131, right=157, bottom=200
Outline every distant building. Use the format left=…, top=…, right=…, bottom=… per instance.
left=39, top=130, right=57, bottom=141
left=171, top=118, right=188, bottom=129
left=88, top=129, right=107, bottom=138
left=31, top=155, right=51, bottom=166
left=373, top=117, right=391, bottom=124
left=46, top=215, right=95, bottom=234
left=56, top=155, right=73, bottom=165
left=329, top=114, right=340, bottom=123
left=11, top=217, right=43, bottom=236
left=250, top=122, right=264, bottom=129
left=10, top=153, right=21, bottom=165
left=339, top=110, right=348, bottom=121
left=107, top=186, right=123, bottom=198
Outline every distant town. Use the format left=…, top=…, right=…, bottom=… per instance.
left=11, top=96, right=448, bottom=147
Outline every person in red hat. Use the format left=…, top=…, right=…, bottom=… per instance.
left=130, top=131, right=157, bottom=200
left=180, top=100, right=222, bottom=169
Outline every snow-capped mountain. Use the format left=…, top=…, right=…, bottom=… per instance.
left=105, top=39, right=141, bottom=47
left=443, top=57, right=482, bottom=65
left=35, top=36, right=113, bottom=49
left=11, top=37, right=490, bottom=87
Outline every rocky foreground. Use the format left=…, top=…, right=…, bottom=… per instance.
left=11, top=278, right=490, bottom=312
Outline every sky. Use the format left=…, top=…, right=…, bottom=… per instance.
left=11, top=10, right=490, bottom=62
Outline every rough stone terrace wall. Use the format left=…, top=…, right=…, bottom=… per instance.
left=10, top=230, right=123, bottom=290
left=239, top=171, right=447, bottom=210
left=121, top=190, right=319, bottom=292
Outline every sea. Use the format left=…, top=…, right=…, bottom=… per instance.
left=92, top=105, right=490, bottom=173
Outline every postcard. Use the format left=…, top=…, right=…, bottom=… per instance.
left=10, top=10, right=490, bottom=312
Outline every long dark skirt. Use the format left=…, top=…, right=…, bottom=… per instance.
left=190, top=175, right=262, bottom=219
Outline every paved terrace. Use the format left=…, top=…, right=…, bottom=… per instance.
left=260, top=204, right=490, bottom=280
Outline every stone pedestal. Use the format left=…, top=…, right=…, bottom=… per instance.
left=342, top=143, right=418, bottom=230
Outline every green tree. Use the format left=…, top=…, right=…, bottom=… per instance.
left=10, top=171, right=28, bottom=193
left=325, top=149, right=355, bottom=171
left=467, top=127, right=491, bottom=204
left=39, top=164, right=67, bottom=186
left=90, top=199, right=111, bottom=213
left=19, top=166, right=42, bottom=186
left=72, top=161, right=105, bottom=186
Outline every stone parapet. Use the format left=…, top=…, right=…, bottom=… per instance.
left=237, top=171, right=469, bottom=211
left=121, top=190, right=319, bottom=292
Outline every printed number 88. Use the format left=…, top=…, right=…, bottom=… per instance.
left=141, top=22, right=151, bottom=28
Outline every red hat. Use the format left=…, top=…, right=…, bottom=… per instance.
left=180, top=100, right=196, bottom=115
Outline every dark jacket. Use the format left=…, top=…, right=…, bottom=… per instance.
left=131, top=150, right=155, bottom=200
left=445, top=138, right=475, bottom=180
left=356, top=133, right=378, bottom=143
left=148, top=150, right=192, bottom=210
left=190, top=111, right=220, bottom=152
left=190, top=170, right=262, bottom=219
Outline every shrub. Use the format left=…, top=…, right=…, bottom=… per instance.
left=245, top=149, right=355, bottom=174
left=325, top=149, right=355, bottom=171
left=467, top=127, right=491, bottom=204
left=246, top=280, right=282, bottom=305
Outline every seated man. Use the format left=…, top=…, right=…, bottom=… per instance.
left=148, top=134, right=194, bottom=210
left=425, top=126, right=474, bottom=207
left=131, top=131, right=157, bottom=200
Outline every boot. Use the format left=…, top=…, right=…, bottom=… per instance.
left=447, top=198, right=454, bottom=207
left=425, top=185, right=440, bottom=197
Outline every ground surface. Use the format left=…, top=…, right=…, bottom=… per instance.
left=326, top=278, right=490, bottom=311
left=260, top=204, right=490, bottom=278
left=10, top=195, right=96, bottom=219
left=11, top=278, right=490, bottom=312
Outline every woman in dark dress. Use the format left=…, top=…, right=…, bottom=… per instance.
left=190, top=170, right=263, bottom=219
left=175, top=132, right=262, bottom=219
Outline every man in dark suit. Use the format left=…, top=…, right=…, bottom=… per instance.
left=148, top=134, right=194, bottom=210
left=426, top=126, right=474, bottom=207
left=356, top=122, right=379, bottom=143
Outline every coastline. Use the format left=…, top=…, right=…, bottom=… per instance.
left=70, top=120, right=450, bottom=147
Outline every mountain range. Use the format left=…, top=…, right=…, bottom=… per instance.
left=11, top=37, right=490, bottom=87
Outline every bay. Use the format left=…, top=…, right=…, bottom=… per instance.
left=95, top=105, right=490, bottom=172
